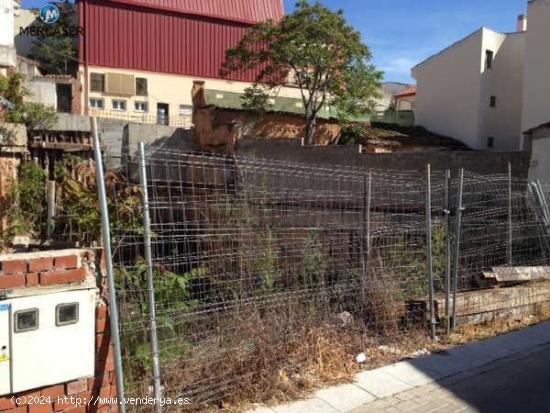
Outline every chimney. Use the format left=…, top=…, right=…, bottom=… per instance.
left=192, top=81, right=207, bottom=109
left=517, top=14, right=527, bottom=32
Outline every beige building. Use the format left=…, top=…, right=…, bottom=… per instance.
left=394, top=86, right=416, bottom=112
left=80, top=66, right=303, bottom=129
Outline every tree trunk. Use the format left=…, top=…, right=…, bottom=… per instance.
left=305, top=113, right=317, bottom=145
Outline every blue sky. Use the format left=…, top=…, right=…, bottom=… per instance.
left=285, top=0, right=527, bottom=83
left=23, top=0, right=528, bottom=84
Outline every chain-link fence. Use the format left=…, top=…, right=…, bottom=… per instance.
left=99, top=147, right=550, bottom=411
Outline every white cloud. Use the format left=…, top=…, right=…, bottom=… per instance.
left=380, top=57, right=418, bottom=75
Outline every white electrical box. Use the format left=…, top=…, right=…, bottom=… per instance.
left=0, top=288, right=96, bottom=395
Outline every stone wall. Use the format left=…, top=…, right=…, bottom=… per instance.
left=194, top=107, right=342, bottom=153
left=235, top=138, right=530, bottom=177
left=0, top=249, right=118, bottom=413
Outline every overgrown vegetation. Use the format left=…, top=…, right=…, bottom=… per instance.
left=0, top=72, right=57, bottom=129
left=0, top=156, right=142, bottom=249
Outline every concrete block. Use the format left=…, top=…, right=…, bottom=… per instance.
left=354, top=369, right=411, bottom=398
left=272, top=398, right=338, bottom=413
left=380, top=361, right=436, bottom=387
left=314, top=383, right=376, bottom=412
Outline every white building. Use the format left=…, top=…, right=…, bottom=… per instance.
left=413, top=0, right=550, bottom=152
left=0, top=0, right=17, bottom=75
left=412, top=19, right=527, bottom=151
left=521, top=0, right=550, bottom=148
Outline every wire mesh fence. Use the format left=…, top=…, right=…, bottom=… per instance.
left=100, top=148, right=550, bottom=411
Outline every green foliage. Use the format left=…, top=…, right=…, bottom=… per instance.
left=30, top=3, right=79, bottom=75
left=298, top=231, right=327, bottom=288
left=221, top=0, right=383, bottom=144
left=5, top=162, right=47, bottom=238
left=116, top=261, right=203, bottom=386
left=388, top=225, right=446, bottom=299
left=255, top=229, right=279, bottom=293
left=0, top=72, right=57, bottom=129
left=339, top=123, right=367, bottom=145
left=54, top=156, right=143, bottom=246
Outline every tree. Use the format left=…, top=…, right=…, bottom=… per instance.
left=221, top=0, right=383, bottom=144
left=31, top=3, right=79, bottom=75
left=0, top=72, right=57, bottom=129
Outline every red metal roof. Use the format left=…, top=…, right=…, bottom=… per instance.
left=394, top=86, right=417, bottom=98
left=79, top=0, right=279, bottom=81
left=103, top=0, right=283, bottom=24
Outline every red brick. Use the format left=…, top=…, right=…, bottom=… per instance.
left=96, top=306, right=107, bottom=321
left=15, top=390, right=41, bottom=407
left=28, top=258, right=53, bottom=273
left=41, top=385, right=65, bottom=399
left=66, top=379, right=88, bottom=396
left=88, top=375, right=111, bottom=390
left=2, top=406, right=28, bottom=413
left=53, top=397, right=77, bottom=412
left=96, top=333, right=111, bottom=351
left=53, top=256, right=79, bottom=270
left=2, top=260, right=27, bottom=275
left=26, top=273, right=39, bottom=287
left=40, top=268, right=86, bottom=287
left=65, top=407, right=85, bottom=413
left=95, top=318, right=108, bottom=334
left=0, top=396, right=17, bottom=410
left=27, top=403, right=52, bottom=413
left=0, top=274, right=26, bottom=289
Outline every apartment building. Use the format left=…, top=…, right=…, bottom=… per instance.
left=78, top=0, right=302, bottom=127
left=413, top=0, right=550, bottom=151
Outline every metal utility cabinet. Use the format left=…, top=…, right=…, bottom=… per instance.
left=0, top=287, right=96, bottom=396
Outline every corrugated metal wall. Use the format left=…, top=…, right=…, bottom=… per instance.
left=107, top=0, right=284, bottom=23
left=80, top=0, right=277, bottom=81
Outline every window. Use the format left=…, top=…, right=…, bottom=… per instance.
left=179, top=105, right=193, bottom=116
left=485, top=50, right=494, bottom=70
left=134, top=101, right=148, bottom=112
left=56, top=303, right=79, bottom=326
left=89, top=98, right=104, bottom=109
left=14, top=308, right=39, bottom=333
left=90, top=73, right=105, bottom=92
left=490, top=96, right=497, bottom=107
left=105, top=73, right=135, bottom=95
left=487, top=137, right=495, bottom=148
left=136, top=78, right=148, bottom=96
left=112, top=99, right=127, bottom=111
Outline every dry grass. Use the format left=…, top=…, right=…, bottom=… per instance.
left=155, top=297, right=550, bottom=413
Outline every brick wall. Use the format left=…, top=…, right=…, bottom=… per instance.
left=0, top=249, right=118, bottom=413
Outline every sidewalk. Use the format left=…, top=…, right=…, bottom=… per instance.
left=248, top=321, right=550, bottom=413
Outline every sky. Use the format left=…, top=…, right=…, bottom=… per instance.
left=22, top=0, right=528, bottom=84
left=284, top=0, right=527, bottom=84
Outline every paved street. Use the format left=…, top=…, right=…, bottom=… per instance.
left=250, top=322, right=550, bottom=413
left=352, top=344, right=550, bottom=413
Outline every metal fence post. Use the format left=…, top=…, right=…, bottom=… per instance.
left=451, top=168, right=464, bottom=332
left=92, top=118, right=126, bottom=412
left=508, top=162, right=513, bottom=266
left=426, top=164, right=436, bottom=340
left=444, top=169, right=451, bottom=335
left=138, top=142, right=163, bottom=413
left=366, top=170, right=372, bottom=256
